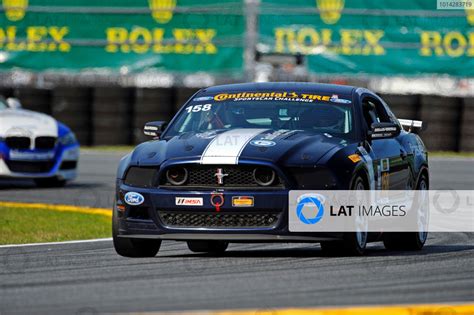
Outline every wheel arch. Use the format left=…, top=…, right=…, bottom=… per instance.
left=349, top=164, right=370, bottom=189
left=416, top=165, right=429, bottom=189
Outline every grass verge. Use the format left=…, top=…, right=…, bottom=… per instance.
left=430, top=151, right=474, bottom=158
left=0, top=206, right=111, bottom=245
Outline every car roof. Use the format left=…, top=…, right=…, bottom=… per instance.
left=201, top=82, right=356, bottom=95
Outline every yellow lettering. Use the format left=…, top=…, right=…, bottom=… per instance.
left=195, top=29, right=217, bottom=54
left=27, top=26, right=48, bottom=52
left=275, top=28, right=296, bottom=53
left=340, top=30, right=362, bottom=55
left=363, top=30, right=385, bottom=55
left=173, top=28, right=194, bottom=54
left=468, top=32, right=474, bottom=57
left=443, top=31, right=467, bottom=57
left=420, top=31, right=444, bottom=56
left=106, top=27, right=129, bottom=53
left=130, top=27, right=152, bottom=54
left=49, top=27, right=70, bottom=52
left=321, top=29, right=333, bottom=46
left=297, top=27, right=320, bottom=54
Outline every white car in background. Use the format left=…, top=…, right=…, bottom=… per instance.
left=0, top=97, right=79, bottom=187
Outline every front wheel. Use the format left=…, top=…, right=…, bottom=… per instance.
left=320, top=176, right=368, bottom=256
left=383, top=174, right=429, bottom=251
left=112, top=205, right=161, bottom=258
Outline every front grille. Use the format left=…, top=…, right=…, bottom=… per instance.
left=35, top=137, right=56, bottom=150
left=161, top=165, right=284, bottom=188
left=6, top=161, right=55, bottom=173
left=60, top=161, right=77, bottom=170
left=159, top=211, right=280, bottom=229
left=6, top=137, right=30, bottom=150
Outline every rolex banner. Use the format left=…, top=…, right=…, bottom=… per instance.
left=0, top=0, right=244, bottom=74
left=1, top=1, right=473, bottom=78
left=259, top=0, right=474, bottom=76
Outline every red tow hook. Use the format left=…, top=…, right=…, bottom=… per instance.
left=210, top=193, right=224, bottom=212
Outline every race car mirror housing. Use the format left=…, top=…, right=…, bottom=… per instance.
left=369, top=122, right=401, bottom=140
left=144, top=121, right=168, bottom=138
left=6, top=97, right=22, bottom=109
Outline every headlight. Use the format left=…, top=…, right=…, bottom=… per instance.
left=124, top=167, right=158, bottom=188
left=59, top=132, right=77, bottom=146
left=289, top=167, right=337, bottom=189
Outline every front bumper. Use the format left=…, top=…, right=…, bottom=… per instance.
left=116, top=181, right=343, bottom=242
left=0, top=143, right=79, bottom=180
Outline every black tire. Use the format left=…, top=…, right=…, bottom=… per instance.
left=320, top=176, right=368, bottom=256
left=187, top=240, right=229, bottom=254
left=383, top=174, right=429, bottom=251
left=34, top=177, right=66, bottom=188
left=112, top=206, right=161, bottom=258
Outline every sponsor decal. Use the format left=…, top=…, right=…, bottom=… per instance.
left=124, top=192, right=145, bottom=206
left=175, top=197, right=203, bottom=206
left=9, top=150, right=55, bottom=161
left=381, top=172, right=390, bottom=190
left=195, top=130, right=218, bottom=139
left=184, top=104, right=212, bottom=113
left=259, top=129, right=294, bottom=141
left=250, top=140, right=276, bottom=147
left=213, top=92, right=334, bottom=103
left=381, top=158, right=390, bottom=172
left=232, top=196, right=254, bottom=207
left=330, top=94, right=351, bottom=104
left=193, top=96, right=214, bottom=102
left=347, top=154, right=361, bottom=163
left=296, top=194, right=325, bottom=225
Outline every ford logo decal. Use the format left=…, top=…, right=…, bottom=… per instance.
left=124, top=192, right=144, bottom=206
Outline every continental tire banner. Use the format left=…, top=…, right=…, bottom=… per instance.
left=0, top=0, right=244, bottom=75
left=259, top=0, right=474, bottom=76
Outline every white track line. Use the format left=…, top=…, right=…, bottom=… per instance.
left=0, top=238, right=112, bottom=249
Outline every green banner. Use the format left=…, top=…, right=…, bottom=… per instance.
left=259, top=0, right=474, bottom=76
left=0, top=0, right=244, bottom=74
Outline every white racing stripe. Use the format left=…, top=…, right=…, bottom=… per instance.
left=200, top=128, right=268, bottom=164
left=0, top=238, right=112, bottom=249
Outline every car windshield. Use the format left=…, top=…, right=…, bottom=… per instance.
left=164, top=94, right=354, bottom=139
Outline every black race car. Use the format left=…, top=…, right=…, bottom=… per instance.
left=113, top=82, right=429, bottom=257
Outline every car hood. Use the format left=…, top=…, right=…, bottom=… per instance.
left=130, top=128, right=351, bottom=167
left=0, top=109, right=58, bottom=138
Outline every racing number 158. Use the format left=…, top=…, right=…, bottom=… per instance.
left=185, top=104, right=212, bottom=113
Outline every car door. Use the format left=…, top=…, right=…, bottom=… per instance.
left=361, top=96, right=410, bottom=190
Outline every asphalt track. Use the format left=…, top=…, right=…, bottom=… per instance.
left=0, top=151, right=473, bottom=314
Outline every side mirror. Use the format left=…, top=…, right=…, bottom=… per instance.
left=370, top=122, right=401, bottom=140
left=144, top=121, right=168, bottom=138
left=6, top=97, right=22, bottom=109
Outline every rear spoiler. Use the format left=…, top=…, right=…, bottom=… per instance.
left=398, top=119, right=424, bottom=132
